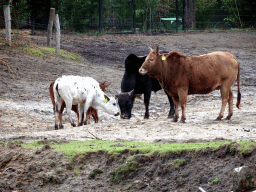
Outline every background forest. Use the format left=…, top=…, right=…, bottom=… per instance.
left=0, top=0, right=255, bottom=32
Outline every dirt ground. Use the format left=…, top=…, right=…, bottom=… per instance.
left=0, top=29, right=256, bottom=191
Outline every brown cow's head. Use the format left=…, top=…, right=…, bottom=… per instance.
left=139, top=45, right=161, bottom=76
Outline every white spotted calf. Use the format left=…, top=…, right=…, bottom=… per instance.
left=53, top=75, right=119, bottom=130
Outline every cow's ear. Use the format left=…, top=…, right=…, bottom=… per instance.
left=115, top=91, right=121, bottom=99
left=103, top=81, right=111, bottom=87
left=104, top=95, right=110, bottom=103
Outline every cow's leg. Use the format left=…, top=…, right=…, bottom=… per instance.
left=90, top=108, right=99, bottom=123
left=144, top=91, right=151, bottom=119
left=75, top=105, right=80, bottom=126
left=226, top=87, right=233, bottom=120
left=66, top=101, right=76, bottom=127
left=54, top=100, right=62, bottom=130
left=217, top=86, right=229, bottom=120
left=58, top=102, right=65, bottom=129
left=86, top=108, right=91, bottom=125
left=178, top=88, right=188, bottom=123
left=78, top=103, right=84, bottom=126
left=172, top=96, right=179, bottom=122
left=165, top=91, right=175, bottom=118
left=82, top=112, right=87, bottom=125
left=93, top=109, right=99, bottom=123
left=83, top=97, right=93, bottom=124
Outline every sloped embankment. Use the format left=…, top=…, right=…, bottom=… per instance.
left=1, top=141, right=256, bottom=191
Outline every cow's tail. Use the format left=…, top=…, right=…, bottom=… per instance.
left=236, top=64, right=241, bottom=109
left=56, top=83, right=61, bottom=98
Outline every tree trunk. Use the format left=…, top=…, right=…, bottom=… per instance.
left=183, top=0, right=195, bottom=30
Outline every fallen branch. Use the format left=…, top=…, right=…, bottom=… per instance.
left=87, top=130, right=102, bottom=140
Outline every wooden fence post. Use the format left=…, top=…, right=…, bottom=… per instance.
left=54, top=14, right=60, bottom=54
left=47, top=8, right=55, bottom=47
left=3, top=5, right=11, bottom=46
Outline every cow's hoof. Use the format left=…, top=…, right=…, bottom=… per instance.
left=84, top=121, right=88, bottom=125
left=225, top=116, right=232, bottom=120
left=225, top=113, right=232, bottom=120
left=168, top=111, right=175, bottom=119
left=144, top=116, right=149, bottom=119
left=55, top=125, right=58, bottom=130
left=215, top=116, right=222, bottom=121
left=180, top=119, right=186, bottom=123
left=172, top=118, right=178, bottom=122
left=167, top=114, right=174, bottom=119
left=71, top=123, right=76, bottom=127
left=59, top=125, right=64, bottom=129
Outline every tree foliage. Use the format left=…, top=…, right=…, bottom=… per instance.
left=0, top=0, right=255, bottom=31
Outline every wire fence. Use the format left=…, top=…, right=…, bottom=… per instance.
left=1, top=1, right=255, bottom=34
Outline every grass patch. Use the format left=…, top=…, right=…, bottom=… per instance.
left=170, top=159, right=186, bottom=168
left=56, top=169, right=63, bottom=174
left=50, top=162, right=56, bottom=167
left=89, top=169, right=103, bottom=179
left=212, top=177, right=220, bottom=184
left=236, top=140, right=256, bottom=155
left=23, top=45, right=83, bottom=62
left=74, top=168, right=81, bottom=175
left=21, top=140, right=256, bottom=162
left=111, top=161, right=138, bottom=184
left=0, top=142, right=6, bottom=146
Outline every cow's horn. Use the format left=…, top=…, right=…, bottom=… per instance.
left=156, top=45, right=159, bottom=53
left=129, top=89, right=134, bottom=96
left=148, top=46, right=153, bottom=51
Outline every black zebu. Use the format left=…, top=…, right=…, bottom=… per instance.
left=117, top=54, right=174, bottom=119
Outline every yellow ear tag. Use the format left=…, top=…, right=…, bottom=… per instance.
left=162, top=55, right=166, bottom=60
left=104, top=98, right=108, bottom=103
left=135, top=97, right=138, bottom=100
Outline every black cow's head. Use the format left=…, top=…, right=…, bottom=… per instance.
left=116, top=90, right=139, bottom=119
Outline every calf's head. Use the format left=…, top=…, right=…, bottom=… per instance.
left=116, top=90, right=137, bottom=119
left=139, top=46, right=161, bottom=76
left=103, top=95, right=120, bottom=116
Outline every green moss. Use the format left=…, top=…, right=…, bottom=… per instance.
left=66, top=163, right=73, bottom=170
left=56, top=169, right=63, bottom=174
left=22, top=45, right=83, bottom=62
left=74, top=168, right=81, bottom=175
left=50, top=162, right=56, bottom=167
left=212, top=177, right=220, bottom=184
left=89, top=169, right=103, bottom=179
left=24, top=46, right=45, bottom=56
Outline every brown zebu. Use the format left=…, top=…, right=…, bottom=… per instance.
left=49, top=81, right=110, bottom=128
left=139, top=46, right=241, bottom=123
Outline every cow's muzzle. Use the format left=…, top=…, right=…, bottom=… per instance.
left=139, top=68, right=147, bottom=75
left=120, top=114, right=131, bottom=119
